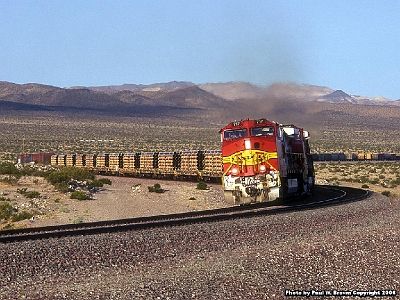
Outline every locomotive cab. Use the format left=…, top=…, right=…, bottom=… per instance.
left=221, top=119, right=314, bottom=205
left=221, top=119, right=281, bottom=205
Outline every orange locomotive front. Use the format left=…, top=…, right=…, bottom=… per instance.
left=220, top=118, right=314, bottom=205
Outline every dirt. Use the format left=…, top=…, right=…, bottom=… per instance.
left=0, top=175, right=227, bottom=229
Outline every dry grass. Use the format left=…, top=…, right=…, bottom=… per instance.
left=0, top=111, right=222, bottom=161
left=315, top=161, right=400, bottom=197
left=1, top=109, right=400, bottom=162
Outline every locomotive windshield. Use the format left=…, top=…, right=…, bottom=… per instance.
left=223, top=128, right=248, bottom=140
left=250, top=126, right=275, bottom=136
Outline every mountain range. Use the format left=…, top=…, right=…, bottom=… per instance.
left=1, top=80, right=399, bottom=110
left=73, top=81, right=399, bottom=104
left=1, top=81, right=400, bottom=129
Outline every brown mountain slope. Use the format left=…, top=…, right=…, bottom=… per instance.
left=2, top=81, right=400, bottom=132
left=0, top=82, right=125, bottom=109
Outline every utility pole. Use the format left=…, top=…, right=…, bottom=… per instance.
left=21, top=137, right=25, bottom=154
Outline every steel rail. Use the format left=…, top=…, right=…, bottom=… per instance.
left=0, top=185, right=370, bottom=243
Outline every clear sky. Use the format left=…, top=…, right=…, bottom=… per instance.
left=1, top=0, right=400, bottom=99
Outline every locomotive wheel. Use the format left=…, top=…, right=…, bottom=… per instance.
left=224, top=191, right=237, bottom=205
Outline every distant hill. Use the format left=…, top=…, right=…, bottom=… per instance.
left=0, top=81, right=243, bottom=119
left=71, top=81, right=195, bottom=93
left=199, top=82, right=400, bottom=106
left=1, top=80, right=400, bottom=126
left=2, top=80, right=400, bottom=149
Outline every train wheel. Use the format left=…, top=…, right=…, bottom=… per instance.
left=224, top=191, right=237, bottom=205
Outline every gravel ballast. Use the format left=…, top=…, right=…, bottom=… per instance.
left=1, top=193, right=399, bottom=299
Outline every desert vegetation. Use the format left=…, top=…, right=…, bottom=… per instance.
left=314, top=161, right=400, bottom=196
left=0, top=162, right=112, bottom=228
left=2, top=109, right=400, bottom=163
left=310, top=129, right=400, bottom=154
left=0, top=112, right=222, bottom=162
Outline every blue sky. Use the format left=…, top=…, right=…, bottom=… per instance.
left=1, top=0, right=400, bottom=99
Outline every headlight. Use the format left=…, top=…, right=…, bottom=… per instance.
left=231, top=167, right=239, bottom=175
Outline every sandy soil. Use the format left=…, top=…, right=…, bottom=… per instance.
left=0, top=175, right=227, bottom=229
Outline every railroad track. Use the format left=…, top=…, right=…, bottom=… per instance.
left=0, top=185, right=370, bottom=243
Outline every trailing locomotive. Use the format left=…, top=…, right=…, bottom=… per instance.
left=220, top=118, right=314, bottom=204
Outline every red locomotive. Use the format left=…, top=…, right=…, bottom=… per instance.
left=220, top=118, right=314, bottom=205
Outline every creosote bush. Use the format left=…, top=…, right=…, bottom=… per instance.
left=97, top=178, right=112, bottom=185
left=148, top=183, right=164, bottom=193
left=196, top=181, right=208, bottom=190
left=70, top=191, right=91, bottom=200
left=44, top=167, right=94, bottom=186
left=0, top=202, right=15, bottom=221
left=17, top=188, right=41, bottom=199
left=11, top=210, right=34, bottom=222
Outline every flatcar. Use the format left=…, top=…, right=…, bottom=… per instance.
left=220, top=118, right=314, bottom=205
left=311, top=152, right=400, bottom=161
left=50, top=150, right=222, bottom=181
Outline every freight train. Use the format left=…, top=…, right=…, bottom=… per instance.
left=312, top=152, right=400, bottom=161
left=49, top=118, right=315, bottom=205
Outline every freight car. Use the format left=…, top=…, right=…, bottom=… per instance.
left=50, top=150, right=223, bottom=181
left=220, top=119, right=314, bottom=205
left=19, top=153, right=54, bottom=165
left=312, top=152, right=400, bottom=161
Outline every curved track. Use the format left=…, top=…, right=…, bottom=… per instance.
left=0, top=185, right=370, bottom=243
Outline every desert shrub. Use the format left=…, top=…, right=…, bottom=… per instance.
left=359, top=176, right=368, bottom=183
left=73, top=216, right=84, bottom=224
left=17, top=188, right=40, bottom=199
left=0, top=175, right=19, bottom=185
left=44, top=167, right=95, bottom=193
left=381, top=190, right=391, bottom=197
left=0, top=202, right=15, bottom=221
left=369, top=179, right=379, bottom=185
left=361, top=184, right=369, bottom=188
left=329, top=176, right=339, bottom=182
left=44, top=167, right=94, bottom=186
left=148, top=183, right=164, bottom=193
left=24, top=191, right=41, bottom=199
left=0, top=162, right=19, bottom=175
left=196, top=181, right=208, bottom=190
left=54, top=182, right=69, bottom=193
left=70, top=191, right=90, bottom=200
left=86, top=180, right=104, bottom=189
left=11, top=210, right=34, bottom=222
left=97, top=178, right=112, bottom=185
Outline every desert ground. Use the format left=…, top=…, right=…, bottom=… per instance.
left=0, top=175, right=227, bottom=229
left=1, top=160, right=400, bottom=230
